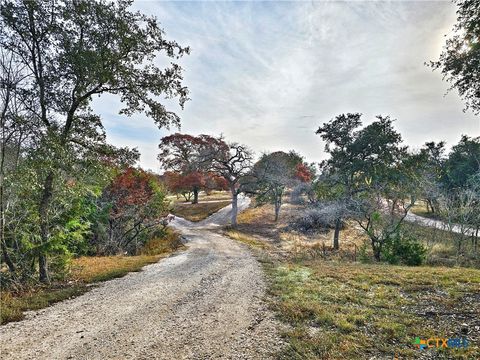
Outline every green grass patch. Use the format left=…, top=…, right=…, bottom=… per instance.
left=1, top=285, right=88, bottom=325
left=168, top=190, right=231, bottom=204
left=410, top=202, right=442, bottom=220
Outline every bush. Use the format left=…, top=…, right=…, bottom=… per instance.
left=359, top=241, right=372, bottom=264
left=290, top=205, right=341, bottom=234
left=381, top=231, right=427, bottom=266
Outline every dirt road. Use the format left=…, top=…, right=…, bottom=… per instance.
left=0, top=196, right=282, bottom=359
left=405, top=211, right=478, bottom=237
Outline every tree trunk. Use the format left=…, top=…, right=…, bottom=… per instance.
left=38, top=253, right=49, bottom=283
left=274, top=198, right=281, bottom=222
left=192, top=188, right=199, bottom=204
left=1, top=174, right=15, bottom=272
left=231, top=186, right=238, bottom=227
left=1, top=239, right=16, bottom=273
left=38, top=172, right=54, bottom=283
left=372, top=238, right=381, bottom=261
left=474, top=227, right=478, bottom=252
left=333, top=218, right=341, bottom=250
left=0, top=123, right=15, bottom=272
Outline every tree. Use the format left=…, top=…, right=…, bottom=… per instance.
left=0, top=48, right=30, bottom=274
left=204, top=172, right=229, bottom=195
left=443, top=135, right=480, bottom=190
left=315, top=113, right=363, bottom=250
left=0, top=0, right=189, bottom=282
left=429, top=0, right=480, bottom=114
left=164, top=171, right=191, bottom=201
left=247, top=151, right=303, bottom=222
left=413, top=141, right=446, bottom=215
left=294, top=163, right=313, bottom=183
left=202, top=139, right=254, bottom=226
left=316, top=114, right=418, bottom=258
left=95, top=168, right=170, bottom=255
left=158, top=134, right=218, bottom=204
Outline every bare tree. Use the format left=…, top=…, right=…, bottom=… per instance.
left=439, top=182, right=480, bottom=255
left=201, top=139, right=254, bottom=226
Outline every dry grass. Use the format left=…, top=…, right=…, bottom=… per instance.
left=168, top=190, right=231, bottom=204
left=70, top=255, right=162, bottom=283
left=236, top=201, right=480, bottom=267
left=1, top=230, right=183, bottom=325
left=410, top=201, right=441, bottom=220
left=224, top=229, right=271, bottom=249
left=267, top=260, right=480, bottom=359
left=172, top=200, right=231, bottom=222
left=229, top=200, right=480, bottom=358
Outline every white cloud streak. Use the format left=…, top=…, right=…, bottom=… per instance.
left=92, top=0, right=479, bottom=170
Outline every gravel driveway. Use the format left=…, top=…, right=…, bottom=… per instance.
left=0, top=196, right=282, bottom=359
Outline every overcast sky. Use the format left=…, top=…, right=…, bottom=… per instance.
left=92, top=0, right=479, bottom=171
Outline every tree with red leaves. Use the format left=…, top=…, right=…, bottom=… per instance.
left=98, top=168, right=170, bottom=255
left=295, top=163, right=313, bottom=183
left=158, top=133, right=224, bottom=203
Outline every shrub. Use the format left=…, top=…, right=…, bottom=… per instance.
left=381, top=231, right=427, bottom=266
left=290, top=205, right=341, bottom=234
left=359, top=241, right=372, bottom=264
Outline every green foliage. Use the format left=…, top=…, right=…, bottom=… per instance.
left=0, top=0, right=188, bottom=283
left=429, top=0, right=480, bottom=114
left=358, top=241, right=372, bottom=264
left=247, top=151, right=304, bottom=221
left=444, top=135, right=480, bottom=190
left=382, top=231, right=427, bottom=266
left=316, top=114, right=418, bottom=259
left=91, top=168, right=171, bottom=255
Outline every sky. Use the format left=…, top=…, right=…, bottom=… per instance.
left=92, top=0, right=479, bottom=172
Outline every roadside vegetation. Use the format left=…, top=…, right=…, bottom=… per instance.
left=269, top=261, right=479, bottom=359
left=0, top=0, right=191, bottom=324
left=1, top=230, right=182, bottom=324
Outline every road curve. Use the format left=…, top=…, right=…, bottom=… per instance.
left=0, top=195, right=282, bottom=359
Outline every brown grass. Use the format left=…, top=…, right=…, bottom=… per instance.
left=224, top=229, right=271, bottom=249
left=172, top=200, right=231, bottom=222
left=410, top=201, right=441, bottom=220
left=267, top=260, right=480, bottom=359
left=229, top=200, right=480, bottom=358
left=169, top=190, right=231, bottom=204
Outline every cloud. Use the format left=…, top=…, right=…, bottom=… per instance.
left=91, top=0, right=479, bottom=170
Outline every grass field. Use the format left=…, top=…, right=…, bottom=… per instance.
left=0, top=230, right=183, bottom=325
left=267, top=260, right=479, bottom=359
left=410, top=202, right=441, bottom=220
left=172, top=200, right=232, bottom=222
left=226, top=203, right=480, bottom=359
left=168, top=190, right=232, bottom=204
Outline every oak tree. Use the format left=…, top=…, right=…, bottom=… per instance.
left=0, top=0, right=189, bottom=282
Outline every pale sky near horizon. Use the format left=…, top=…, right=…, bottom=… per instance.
left=92, top=0, right=479, bottom=172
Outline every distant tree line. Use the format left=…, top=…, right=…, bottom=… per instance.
left=305, top=114, right=479, bottom=264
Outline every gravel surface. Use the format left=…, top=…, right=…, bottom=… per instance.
left=0, top=196, right=283, bottom=359
left=405, top=211, right=478, bottom=236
